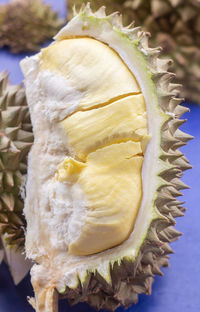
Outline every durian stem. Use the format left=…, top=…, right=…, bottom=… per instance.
left=29, top=284, right=58, bottom=312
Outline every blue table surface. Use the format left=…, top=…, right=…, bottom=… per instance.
left=0, top=0, right=200, bottom=311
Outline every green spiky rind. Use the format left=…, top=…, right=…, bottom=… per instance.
left=67, top=0, right=131, bottom=23
left=0, top=0, right=64, bottom=53
left=0, top=72, right=33, bottom=249
left=50, top=5, right=192, bottom=311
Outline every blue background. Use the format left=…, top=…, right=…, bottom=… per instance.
left=0, top=0, right=200, bottom=311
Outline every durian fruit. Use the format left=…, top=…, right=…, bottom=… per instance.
left=20, top=4, right=192, bottom=312
left=0, top=71, right=33, bottom=283
left=0, top=0, right=64, bottom=53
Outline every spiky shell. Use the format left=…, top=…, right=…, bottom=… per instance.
left=67, top=0, right=128, bottom=22
left=0, top=0, right=64, bottom=53
left=0, top=71, right=33, bottom=249
left=21, top=5, right=192, bottom=312
left=68, top=0, right=200, bottom=103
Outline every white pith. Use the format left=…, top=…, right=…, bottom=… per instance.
left=20, top=12, right=167, bottom=291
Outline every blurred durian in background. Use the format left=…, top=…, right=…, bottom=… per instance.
left=67, top=0, right=200, bottom=104
left=0, top=0, right=64, bottom=52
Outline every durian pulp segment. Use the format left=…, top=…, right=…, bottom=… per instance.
left=39, top=38, right=149, bottom=256
left=57, top=142, right=144, bottom=256
left=61, top=94, right=148, bottom=161
left=40, top=38, right=141, bottom=110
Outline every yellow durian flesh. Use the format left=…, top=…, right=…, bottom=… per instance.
left=40, top=37, right=141, bottom=110
left=61, top=94, right=148, bottom=161
left=39, top=37, right=149, bottom=256
left=57, top=141, right=144, bottom=256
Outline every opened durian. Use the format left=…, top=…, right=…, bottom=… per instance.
left=0, top=72, right=33, bottom=283
left=20, top=5, right=192, bottom=312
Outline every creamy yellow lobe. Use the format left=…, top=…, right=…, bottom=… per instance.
left=61, top=94, right=148, bottom=161
left=40, top=38, right=140, bottom=111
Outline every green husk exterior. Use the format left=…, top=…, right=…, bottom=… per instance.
left=0, top=0, right=64, bottom=53
left=50, top=6, right=192, bottom=311
left=0, top=71, right=33, bottom=249
left=67, top=0, right=200, bottom=103
left=67, top=0, right=131, bottom=23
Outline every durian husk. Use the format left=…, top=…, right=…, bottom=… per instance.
left=0, top=71, right=33, bottom=249
left=67, top=0, right=130, bottom=23
left=0, top=71, right=33, bottom=284
left=28, top=5, right=192, bottom=312
left=67, top=0, right=200, bottom=103
left=0, top=0, right=64, bottom=53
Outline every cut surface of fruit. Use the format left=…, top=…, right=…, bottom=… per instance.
left=56, top=86, right=149, bottom=256
left=41, top=37, right=149, bottom=256
left=20, top=4, right=192, bottom=312
left=23, top=37, right=149, bottom=258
